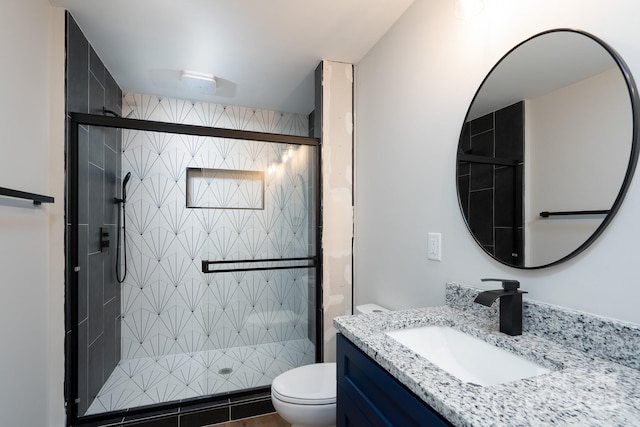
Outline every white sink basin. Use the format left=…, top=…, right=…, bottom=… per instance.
left=385, top=325, right=551, bottom=387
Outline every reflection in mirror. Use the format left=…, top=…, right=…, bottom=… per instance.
left=456, top=29, right=639, bottom=269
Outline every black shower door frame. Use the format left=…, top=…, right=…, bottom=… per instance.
left=65, top=112, right=323, bottom=426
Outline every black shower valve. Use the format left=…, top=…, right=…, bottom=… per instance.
left=100, top=227, right=110, bottom=253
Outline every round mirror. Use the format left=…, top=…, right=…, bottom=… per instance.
left=456, top=29, right=639, bottom=269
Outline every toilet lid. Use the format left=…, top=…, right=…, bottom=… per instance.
left=271, top=362, right=336, bottom=405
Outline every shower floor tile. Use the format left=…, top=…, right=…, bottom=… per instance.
left=85, top=338, right=315, bottom=416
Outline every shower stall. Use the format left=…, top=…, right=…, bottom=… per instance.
left=66, top=106, right=321, bottom=424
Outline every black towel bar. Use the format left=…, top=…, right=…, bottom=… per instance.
left=0, top=187, right=54, bottom=205
left=540, top=210, right=609, bottom=218
left=202, top=256, right=317, bottom=273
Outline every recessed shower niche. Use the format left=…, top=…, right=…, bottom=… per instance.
left=186, top=167, right=265, bottom=210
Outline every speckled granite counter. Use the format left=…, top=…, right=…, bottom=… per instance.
left=334, top=284, right=640, bottom=426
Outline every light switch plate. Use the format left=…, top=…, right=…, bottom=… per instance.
left=428, top=232, right=441, bottom=261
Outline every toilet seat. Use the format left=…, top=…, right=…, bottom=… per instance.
left=271, top=362, right=336, bottom=405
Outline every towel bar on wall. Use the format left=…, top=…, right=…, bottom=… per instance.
left=0, top=187, right=54, bottom=205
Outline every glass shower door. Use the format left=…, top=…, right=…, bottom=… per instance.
left=194, top=141, right=319, bottom=395
left=70, top=114, right=320, bottom=419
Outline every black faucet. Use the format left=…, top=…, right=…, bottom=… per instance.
left=474, top=278, right=527, bottom=336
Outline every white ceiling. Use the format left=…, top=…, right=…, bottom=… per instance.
left=50, top=0, right=415, bottom=115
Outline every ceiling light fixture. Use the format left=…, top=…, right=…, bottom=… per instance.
left=454, top=0, right=484, bottom=20
left=181, top=70, right=217, bottom=94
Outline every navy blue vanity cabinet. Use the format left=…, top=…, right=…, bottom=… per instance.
left=337, top=333, right=453, bottom=427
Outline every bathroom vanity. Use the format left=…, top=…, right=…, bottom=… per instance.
left=337, top=333, right=451, bottom=426
left=334, top=284, right=640, bottom=427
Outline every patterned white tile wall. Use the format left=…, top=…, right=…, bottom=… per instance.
left=120, top=94, right=313, bottom=359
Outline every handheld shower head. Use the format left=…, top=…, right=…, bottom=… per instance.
left=122, top=172, right=132, bottom=202
left=116, top=172, right=132, bottom=283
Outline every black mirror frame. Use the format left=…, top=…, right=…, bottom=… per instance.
left=456, top=28, right=640, bottom=269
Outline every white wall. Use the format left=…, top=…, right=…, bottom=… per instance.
left=355, top=0, right=640, bottom=324
left=0, top=1, right=65, bottom=426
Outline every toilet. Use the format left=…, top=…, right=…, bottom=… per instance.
left=271, top=304, right=388, bottom=427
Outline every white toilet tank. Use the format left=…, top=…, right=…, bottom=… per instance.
left=355, top=304, right=388, bottom=314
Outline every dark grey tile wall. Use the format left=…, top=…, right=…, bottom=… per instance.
left=66, top=12, right=123, bottom=416
left=458, top=101, right=524, bottom=266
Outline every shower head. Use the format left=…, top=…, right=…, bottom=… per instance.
left=122, top=172, right=132, bottom=202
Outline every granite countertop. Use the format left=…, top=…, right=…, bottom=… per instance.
left=334, top=305, right=640, bottom=427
